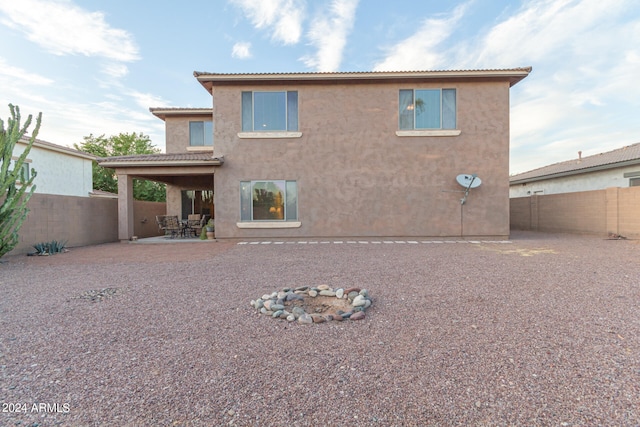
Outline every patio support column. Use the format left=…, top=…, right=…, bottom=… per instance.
left=117, top=173, right=134, bottom=241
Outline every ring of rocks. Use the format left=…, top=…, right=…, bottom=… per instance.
left=251, top=285, right=372, bottom=324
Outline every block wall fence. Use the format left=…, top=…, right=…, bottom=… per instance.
left=5, top=194, right=166, bottom=256
left=510, top=187, right=640, bottom=238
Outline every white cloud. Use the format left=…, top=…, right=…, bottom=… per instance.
left=371, top=0, right=640, bottom=174
left=470, top=0, right=629, bottom=68
left=102, top=63, right=129, bottom=79
left=129, top=91, right=171, bottom=111
left=0, top=57, right=54, bottom=85
left=229, top=0, right=305, bottom=45
left=373, top=3, right=467, bottom=71
left=477, top=0, right=640, bottom=173
left=232, top=41, right=252, bottom=59
left=301, top=0, right=359, bottom=72
left=0, top=0, right=139, bottom=62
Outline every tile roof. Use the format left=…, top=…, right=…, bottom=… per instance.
left=510, top=143, right=640, bottom=183
left=193, top=67, right=532, bottom=78
left=98, top=152, right=218, bottom=163
left=194, top=67, right=533, bottom=90
left=98, top=152, right=224, bottom=169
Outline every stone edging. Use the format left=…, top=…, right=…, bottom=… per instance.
left=250, top=285, right=372, bottom=324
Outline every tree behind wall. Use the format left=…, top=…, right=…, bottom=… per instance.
left=75, top=132, right=166, bottom=202
left=0, top=104, right=41, bottom=259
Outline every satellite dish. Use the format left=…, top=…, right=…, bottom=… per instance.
left=455, top=174, right=481, bottom=205
left=456, top=174, right=482, bottom=189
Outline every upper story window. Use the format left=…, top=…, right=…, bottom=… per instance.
left=189, top=121, right=213, bottom=146
left=241, top=91, right=298, bottom=132
left=399, top=89, right=456, bottom=130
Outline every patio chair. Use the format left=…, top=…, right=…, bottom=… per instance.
left=155, top=215, right=167, bottom=232
left=186, top=214, right=203, bottom=238
left=162, top=215, right=182, bottom=238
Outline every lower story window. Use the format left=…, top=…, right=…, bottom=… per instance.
left=240, top=180, right=297, bottom=221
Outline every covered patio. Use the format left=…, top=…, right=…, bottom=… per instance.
left=98, top=152, right=224, bottom=241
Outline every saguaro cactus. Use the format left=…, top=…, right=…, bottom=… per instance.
left=0, top=104, right=42, bottom=259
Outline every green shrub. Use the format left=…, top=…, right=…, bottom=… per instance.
left=31, top=240, right=67, bottom=256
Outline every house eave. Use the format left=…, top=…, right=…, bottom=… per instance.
left=149, top=108, right=213, bottom=121
left=18, top=137, right=96, bottom=160
left=99, top=158, right=224, bottom=168
left=194, top=68, right=532, bottom=93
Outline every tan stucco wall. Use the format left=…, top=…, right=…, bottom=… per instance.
left=165, top=115, right=213, bottom=154
left=166, top=184, right=182, bottom=217
left=211, top=80, right=512, bottom=239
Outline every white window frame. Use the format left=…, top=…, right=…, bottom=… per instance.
left=188, top=121, right=213, bottom=150
left=238, top=91, right=301, bottom=139
left=237, top=180, right=301, bottom=229
left=396, top=88, right=460, bottom=137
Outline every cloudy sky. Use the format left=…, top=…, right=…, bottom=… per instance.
left=0, top=0, right=638, bottom=174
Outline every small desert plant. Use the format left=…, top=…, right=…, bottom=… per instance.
left=31, top=240, right=67, bottom=256
left=206, top=219, right=214, bottom=232
left=199, top=226, right=207, bottom=240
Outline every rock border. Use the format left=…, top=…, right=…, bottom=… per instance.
left=250, top=285, right=372, bottom=324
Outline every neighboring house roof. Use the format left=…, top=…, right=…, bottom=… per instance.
left=18, top=136, right=96, bottom=160
left=98, top=152, right=224, bottom=168
left=149, top=108, right=212, bottom=120
left=194, top=68, right=533, bottom=93
left=510, top=142, right=640, bottom=184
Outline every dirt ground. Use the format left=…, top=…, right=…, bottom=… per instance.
left=1, top=231, right=639, bottom=426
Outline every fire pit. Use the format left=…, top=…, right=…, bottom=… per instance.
left=250, top=285, right=372, bottom=323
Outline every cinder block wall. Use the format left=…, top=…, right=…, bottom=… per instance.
left=618, top=187, right=640, bottom=237
left=5, top=194, right=166, bottom=256
left=510, top=187, right=640, bottom=238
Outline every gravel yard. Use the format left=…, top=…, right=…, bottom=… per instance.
left=1, top=231, right=639, bottom=426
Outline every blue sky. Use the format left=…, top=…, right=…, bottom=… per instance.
left=0, top=0, right=638, bottom=174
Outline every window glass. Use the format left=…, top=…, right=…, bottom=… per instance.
left=285, top=180, right=298, bottom=221
left=189, top=121, right=213, bottom=146
left=287, top=91, right=298, bottom=131
left=240, top=180, right=297, bottom=221
left=399, top=89, right=456, bottom=130
left=190, top=122, right=203, bottom=145
left=240, top=181, right=252, bottom=221
left=442, top=89, right=456, bottom=129
left=242, top=91, right=298, bottom=131
left=415, top=90, right=441, bottom=129
left=10, top=160, right=29, bottom=184
left=241, top=92, right=253, bottom=132
left=254, top=92, right=286, bottom=131
left=399, top=90, right=414, bottom=130
left=252, top=181, right=285, bottom=220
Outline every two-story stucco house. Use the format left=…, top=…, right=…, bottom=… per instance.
left=100, top=68, right=531, bottom=241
